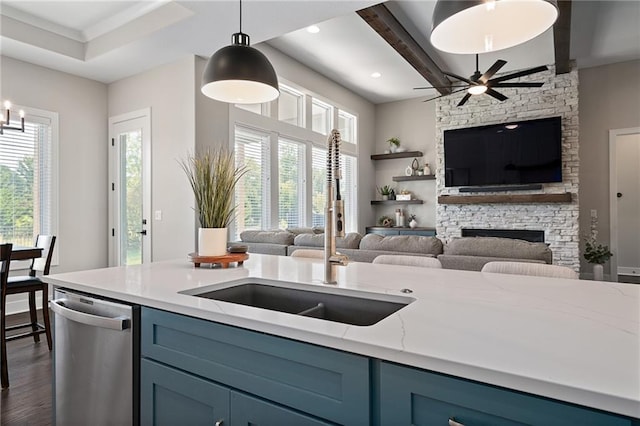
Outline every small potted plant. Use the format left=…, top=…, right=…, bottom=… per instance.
left=180, top=147, right=247, bottom=256
left=377, top=185, right=394, bottom=200
left=408, top=214, right=418, bottom=229
left=387, top=137, right=400, bottom=153
left=583, top=217, right=613, bottom=281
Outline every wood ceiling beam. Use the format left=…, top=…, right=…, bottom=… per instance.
left=553, top=0, right=572, bottom=74
left=357, top=3, right=452, bottom=95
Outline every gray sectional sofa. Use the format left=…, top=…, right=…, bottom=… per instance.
left=231, top=229, right=552, bottom=271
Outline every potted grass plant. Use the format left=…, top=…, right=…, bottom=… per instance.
left=180, top=147, right=247, bottom=256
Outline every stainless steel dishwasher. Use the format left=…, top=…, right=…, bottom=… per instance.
left=51, top=288, right=139, bottom=426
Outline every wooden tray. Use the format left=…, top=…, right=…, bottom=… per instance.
left=188, top=252, right=249, bottom=268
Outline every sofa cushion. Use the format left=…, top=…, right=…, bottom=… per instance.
left=443, top=237, right=552, bottom=263
left=438, top=255, right=545, bottom=272
left=293, top=233, right=362, bottom=249
left=359, top=234, right=443, bottom=255
left=286, top=227, right=316, bottom=236
left=240, top=230, right=295, bottom=245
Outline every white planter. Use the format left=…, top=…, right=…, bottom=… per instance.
left=593, top=264, right=604, bottom=281
left=409, top=219, right=417, bottom=229
left=198, top=227, right=228, bottom=256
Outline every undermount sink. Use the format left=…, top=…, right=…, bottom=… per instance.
left=180, top=278, right=414, bottom=326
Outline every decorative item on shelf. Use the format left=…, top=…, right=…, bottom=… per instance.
left=411, top=158, right=420, bottom=175
left=405, top=165, right=413, bottom=176
left=0, top=100, right=25, bottom=135
left=387, top=137, right=400, bottom=153
left=423, top=162, right=431, bottom=176
left=201, top=0, right=279, bottom=104
left=379, top=215, right=394, bottom=227
left=583, top=216, right=613, bottom=281
left=388, top=188, right=396, bottom=200
left=409, top=214, right=418, bottom=229
left=396, top=189, right=412, bottom=201
left=377, top=184, right=394, bottom=200
left=180, top=147, right=247, bottom=256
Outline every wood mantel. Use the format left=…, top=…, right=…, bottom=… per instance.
left=438, top=193, right=572, bottom=204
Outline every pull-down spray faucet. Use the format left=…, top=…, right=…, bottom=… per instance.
left=324, top=129, right=348, bottom=284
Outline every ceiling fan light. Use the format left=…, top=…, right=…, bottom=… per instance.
left=468, top=85, right=488, bottom=95
left=430, top=0, right=558, bottom=54
left=201, top=11, right=279, bottom=105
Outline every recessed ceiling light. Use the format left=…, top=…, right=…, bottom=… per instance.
left=307, top=25, right=320, bottom=34
left=371, top=72, right=382, bottom=78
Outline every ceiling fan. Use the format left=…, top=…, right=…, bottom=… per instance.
left=416, top=54, right=548, bottom=107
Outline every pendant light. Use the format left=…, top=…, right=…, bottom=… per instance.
left=430, top=0, right=559, bottom=54
left=201, top=0, right=279, bottom=104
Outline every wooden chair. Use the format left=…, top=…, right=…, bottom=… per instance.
left=373, top=255, right=443, bottom=269
left=1, top=243, right=14, bottom=388
left=1, top=235, right=56, bottom=388
left=481, top=261, right=578, bottom=279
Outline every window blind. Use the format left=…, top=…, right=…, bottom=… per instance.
left=311, top=147, right=326, bottom=228
left=0, top=117, right=54, bottom=246
left=234, top=126, right=270, bottom=240
left=278, top=138, right=305, bottom=229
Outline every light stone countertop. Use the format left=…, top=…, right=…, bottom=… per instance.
left=46, top=254, right=640, bottom=419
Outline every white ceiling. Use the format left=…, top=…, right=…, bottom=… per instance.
left=1, top=0, right=639, bottom=104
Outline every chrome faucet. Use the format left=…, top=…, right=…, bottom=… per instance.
left=324, top=129, right=348, bottom=284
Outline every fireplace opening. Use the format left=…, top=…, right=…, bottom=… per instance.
left=461, top=228, right=545, bottom=243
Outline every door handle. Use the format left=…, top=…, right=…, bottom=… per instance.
left=51, top=299, right=130, bottom=330
left=617, top=192, right=622, bottom=198
left=138, top=230, right=147, bottom=235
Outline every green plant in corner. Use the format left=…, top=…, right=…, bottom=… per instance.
left=179, top=148, right=247, bottom=228
left=377, top=185, right=394, bottom=196
left=583, top=216, right=613, bottom=265
left=387, top=137, right=400, bottom=148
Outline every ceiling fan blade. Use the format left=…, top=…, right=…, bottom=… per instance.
left=422, top=88, right=468, bottom=102
left=486, top=88, right=508, bottom=102
left=443, top=71, right=476, bottom=86
left=414, top=85, right=468, bottom=90
left=457, top=93, right=472, bottom=107
left=492, top=82, right=544, bottom=88
left=479, top=60, right=507, bottom=84
left=490, top=65, right=549, bottom=84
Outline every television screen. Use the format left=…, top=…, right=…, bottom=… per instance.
left=444, top=116, right=562, bottom=187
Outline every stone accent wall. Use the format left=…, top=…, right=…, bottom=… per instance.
left=435, top=64, right=580, bottom=270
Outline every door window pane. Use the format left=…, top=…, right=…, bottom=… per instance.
left=235, top=126, right=270, bottom=239
left=278, top=139, right=305, bottom=229
left=278, top=85, right=303, bottom=127
left=312, top=99, right=332, bottom=135
left=118, top=130, right=143, bottom=265
left=311, top=148, right=326, bottom=228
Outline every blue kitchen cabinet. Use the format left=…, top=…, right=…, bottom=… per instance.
left=230, top=392, right=332, bottom=426
left=378, top=361, right=635, bottom=426
left=140, top=307, right=370, bottom=425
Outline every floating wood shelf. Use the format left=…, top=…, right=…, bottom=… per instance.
left=438, top=193, right=572, bottom=204
left=371, top=200, right=424, bottom=205
left=371, top=151, right=423, bottom=160
left=392, top=174, right=435, bottom=182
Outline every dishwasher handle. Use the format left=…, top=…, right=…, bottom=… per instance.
left=51, top=298, right=130, bottom=331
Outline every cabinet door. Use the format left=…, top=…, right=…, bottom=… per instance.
left=379, top=362, right=633, bottom=426
left=399, top=230, right=436, bottom=236
left=368, top=229, right=399, bottom=236
left=141, top=358, right=230, bottom=426
left=231, top=392, right=332, bottom=426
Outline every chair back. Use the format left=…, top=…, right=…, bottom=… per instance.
left=481, top=261, right=578, bottom=279
left=373, top=255, right=442, bottom=269
left=1, top=243, right=12, bottom=288
left=31, top=235, right=56, bottom=276
left=290, top=249, right=324, bottom=259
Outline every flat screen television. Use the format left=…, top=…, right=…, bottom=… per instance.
left=444, top=116, right=562, bottom=187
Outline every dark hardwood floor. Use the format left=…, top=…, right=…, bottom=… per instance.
left=1, top=311, right=52, bottom=426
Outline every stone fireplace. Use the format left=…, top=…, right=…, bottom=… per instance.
left=435, top=64, right=580, bottom=270
left=461, top=228, right=545, bottom=243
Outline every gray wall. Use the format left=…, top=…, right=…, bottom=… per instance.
left=1, top=56, right=109, bottom=273
left=108, top=56, right=196, bottom=260
left=374, top=99, right=437, bottom=228
left=579, top=60, right=640, bottom=275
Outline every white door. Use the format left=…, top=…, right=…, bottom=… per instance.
left=109, top=109, right=151, bottom=266
left=609, top=128, right=640, bottom=281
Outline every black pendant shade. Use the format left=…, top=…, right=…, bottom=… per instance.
left=201, top=32, right=279, bottom=104
left=430, top=0, right=558, bottom=54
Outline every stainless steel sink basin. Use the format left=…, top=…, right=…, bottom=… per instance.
left=180, top=278, right=414, bottom=326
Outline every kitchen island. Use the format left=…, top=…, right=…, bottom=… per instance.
left=47, top=254, right=640, bottom=424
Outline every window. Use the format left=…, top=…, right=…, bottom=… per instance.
left=311, top=148, right=327, bottom=228
left=278, top=85, right=304, bottom=127
left=312, top=99, right=332, bottom=135
left=235, top=102, right=269, bottom=116
left=338, top=110, right=357, bottom=144
left=278, top=139, right=306, bottom=229
left=234, top=126, right=270, bottom=239
left=0, top=108, right=57, bottom=248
